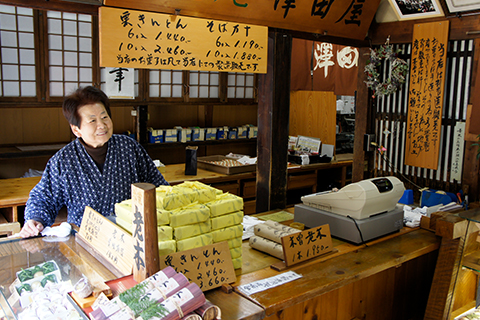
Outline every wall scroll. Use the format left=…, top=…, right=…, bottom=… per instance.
left=405, top=21, right=449, bottom=170
left=99, top=6, right=268, bottom=73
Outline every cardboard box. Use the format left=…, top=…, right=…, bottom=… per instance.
left=248, top=126, right=258, bottom=139
left=164, top=129, right=178, bottom=143
left=191, top=127, right=205, bottom=141
left=148, top=129, right=164, bottom=144
left=205, top=128, right=217, bottom=140
left=228, top=127, right=238, bottom=139
left=217, top=126, right=229, bottom=140
left=238, top=126, right=248, bottom=139
left=177, top=128, right=191, bottom=143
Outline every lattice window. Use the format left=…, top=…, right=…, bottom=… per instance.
left=0, top=5, right=36, bottom=97
left=149, top=70, right=183, bottom=98
left=47, top=11, right=93, bottom=97
left=188, top=71, right=219, bottom=98
left=227, top=72, right=255, bottom=99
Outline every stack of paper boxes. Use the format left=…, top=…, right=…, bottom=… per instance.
left=114, top=181, right=244, bottom=269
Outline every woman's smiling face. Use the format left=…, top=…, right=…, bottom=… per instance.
left=71, top=102, right=113, bottom=148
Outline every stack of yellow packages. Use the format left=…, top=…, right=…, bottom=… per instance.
left=115, top=198, right=174, bottom=255
left=205, top=193, right=244, bottom=269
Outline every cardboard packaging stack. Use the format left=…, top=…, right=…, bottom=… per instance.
left=114, top=181, right=244, bottom=269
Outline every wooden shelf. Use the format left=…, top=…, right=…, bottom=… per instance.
left=145, top=138, right=257, bottom=149
left=463, top=250, right=480, bottom=273
left=0, top=144, right=67, bottom=159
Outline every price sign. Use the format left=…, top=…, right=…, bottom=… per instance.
left=77, top=206, right=134, bottom=275
left=281, top=224, right=333, bottom=267
left=99, top=6, right=268, bottom=73
left=159, top=241, right=236, bottom=291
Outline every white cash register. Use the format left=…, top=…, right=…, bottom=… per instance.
left=294, top=176, right=405, bottom=244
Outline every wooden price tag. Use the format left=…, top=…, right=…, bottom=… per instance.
left=77, top=207, right=134, bottom=276
left=159, top=241, right=236, bottom=292
left=280, top=224, right=333, bottom=267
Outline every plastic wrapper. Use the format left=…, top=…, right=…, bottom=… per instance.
left=210, top=211, right=243, bottom=230
left=169, top=203, right=210, bottom=228
left=176, top=233, right=213, bottom=252
left=174, top=221, right=211, bottom=240
left=205, top=193, right=244, bottom=217
left=210, top=224, right=243, bottom=243
left=249, top=235, right=284, bottom=259
left=137, top=283, right=206, bottom=320
left=159, top=240, right=177, bottom=256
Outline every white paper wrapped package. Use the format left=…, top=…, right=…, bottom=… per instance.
left=210, top=211, right=244, bottom=230
left=176, top=233, right=213, bottom=251
left=210, top=224, right=243, bottom=243
left=205, top=193, right=244, bottom=217
left=174, top=220, right=211, bottom=240
left=169, top=203, right=210, bottom=228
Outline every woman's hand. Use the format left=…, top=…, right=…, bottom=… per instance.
left=19, top=220, right=44, bottom=238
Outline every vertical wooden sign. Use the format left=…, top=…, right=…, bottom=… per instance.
left=405, top=21, right=449, bottom=170
left=131, top=183, right=159, bottom=283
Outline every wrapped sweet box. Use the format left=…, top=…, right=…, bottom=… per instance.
left=210, top=224, right=243, bottom=243
left=205, top=193, right=244, bottom=217
left=176, top=233, right=213, bottom=251
left=174, top=220, right=211, bottom=240
left=210, top=210, right=243, bottom=230
left=169, top=204, right=210, bottom=228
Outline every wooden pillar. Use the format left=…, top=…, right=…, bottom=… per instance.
left=256, top=29, right=292, bottom=213
left=352, top=47, right=370, bottom=182
left=131, top=183, right=159, bottom=283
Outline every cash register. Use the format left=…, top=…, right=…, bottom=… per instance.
left=294, top=176, right=405, bottom=244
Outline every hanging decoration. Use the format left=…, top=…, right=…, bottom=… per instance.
left=364, top=37, right=409, bottom=98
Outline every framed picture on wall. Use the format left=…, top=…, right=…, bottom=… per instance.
left=388, top=0, right=444, bottom=20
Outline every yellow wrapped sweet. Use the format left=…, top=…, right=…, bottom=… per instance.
left=116, top=216, right=132, bottom=233
left=156, top=186, right=191, bottom=210
left=174, top=181, right=217, bottom=203
left=232, top=256, right=243, bottom=269
left=115, top=218, right=172, bottom=241
left=230, top=246, right=242, bottom=259
left=115, top=199, right=169, bottom=226
left=205, top=193, right=244, bottom=217
left=158, top=240, right=176, bottom=256
left=211, top=224, right=243, bottom=242
left=176, top=233, right=213, bottom=251
left=174, top=220, right=211, bottom=240
left=211, top=211, right=244, bottom=230
left=169, top=203, right=210, bottom=228
left=227, top=237, right=243, bottom=249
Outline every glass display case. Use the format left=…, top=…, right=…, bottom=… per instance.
left=0, top=235, right=116, bottom=320
left=459, top=208, right=480, bottom=273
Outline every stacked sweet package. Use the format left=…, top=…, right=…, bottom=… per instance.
left=205, top=193, right=244, bottom=269
left=114, top=181, right=244, bottom=269
left=249, top=220, right=301, bottom=259
left=90, top=266, right=206, bottom=320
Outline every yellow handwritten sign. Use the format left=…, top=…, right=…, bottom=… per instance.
left=281, top=224, right=333, bottom=267
left=159, top=241, right=236, bottom=292
left=78, top=206, right=134, bottom=275
left=405, top=21, right=449, bottom=170
left=99, top=7, right=268, bottom=73
left=103, top=0, right=380, bottom=41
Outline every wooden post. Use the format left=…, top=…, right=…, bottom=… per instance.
left=131, top=183, right=159, bottom=283
left=256, top=29, right=292, bottom=213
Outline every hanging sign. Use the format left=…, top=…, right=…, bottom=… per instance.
left=105, top=67, right=135, bottom=99
left=99, top=6, right=268, bottom=73
left=103, top=0, right=380, bottom=41
left=405, top=21, right=449, bottom=170
left=451, top=122, right=466, bottom=182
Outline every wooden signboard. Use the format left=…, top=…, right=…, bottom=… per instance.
left=131, top=183, right=159, bottom=283
left=99, top=6, right=268, bottom=73
left=103, top=0, right=380, bottom=41
left=159, top=241, right=236, bottom=292
left=404, top=21, right=449, bottom=170
left=280, top=224, right=333, bottom=267
left=76, top=206, right=134, bottom=276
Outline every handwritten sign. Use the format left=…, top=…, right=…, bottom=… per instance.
left=103, top=0, right=380, bottom=41
left=451, top=122, right=466, bottom=181
left=159, top=241, right=236, bottom=292
left=78, top=206, right=134, bottom=275
left=237, top=270, right=302, bottom=296
left=405, top=21, right=449, bottom=170
left=99, top=7, right=268, bottom=73
left=281, top=224, right=333, bottom=267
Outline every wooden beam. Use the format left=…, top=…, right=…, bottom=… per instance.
left=0, top=0, right=100, bottom=14
left=256, top=29, right=291, bottom=213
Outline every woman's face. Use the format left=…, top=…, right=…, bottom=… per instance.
left=71, top=102, right=113, bottom=148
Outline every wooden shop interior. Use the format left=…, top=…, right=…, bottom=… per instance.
left=1, top=0, right=480, bottom=319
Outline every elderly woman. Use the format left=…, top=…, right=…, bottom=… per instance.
left=20, top=86, right=168, bottom=238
